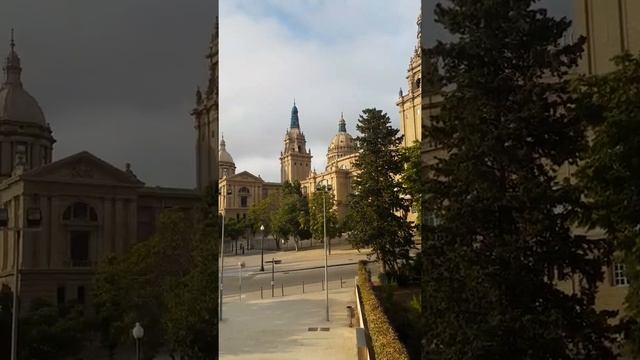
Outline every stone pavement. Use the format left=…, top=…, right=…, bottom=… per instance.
left=219, top=282, right=358, bottom=360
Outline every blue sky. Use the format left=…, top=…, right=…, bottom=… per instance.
left=219, top=0, right=421, bottom=182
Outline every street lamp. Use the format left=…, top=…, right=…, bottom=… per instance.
left=132, top=322, right=144, bottom=360
left=260, top=224, right=265, bottom=272
left=3, top=207, right=42, bottom=360
left=315, top=181, right=332, bottom=321
left=219, top=188, right=232, bottom=321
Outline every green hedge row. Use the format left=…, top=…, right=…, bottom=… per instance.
left=357, top=260, right=410, bottom=360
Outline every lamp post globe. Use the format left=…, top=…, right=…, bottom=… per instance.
left=132, top=322, right=144, bottom=360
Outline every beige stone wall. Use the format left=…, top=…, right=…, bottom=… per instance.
left=576, top=0, right=640, bottom=76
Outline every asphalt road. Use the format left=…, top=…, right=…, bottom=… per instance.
left=222, top=263, right=359, bottom=297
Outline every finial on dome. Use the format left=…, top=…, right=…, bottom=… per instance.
left=220, top=132, right=226, bottom=148
left=10, top=29, right=15, bottom=51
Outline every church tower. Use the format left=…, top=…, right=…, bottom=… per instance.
left=396, top=12, right=422, bottom=148
left=280, top=101, right=312, bottom=183
left=192, top=18, right=219, bottom=195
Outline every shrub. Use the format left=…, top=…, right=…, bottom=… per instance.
left=357, top=260, right=410, bottom=360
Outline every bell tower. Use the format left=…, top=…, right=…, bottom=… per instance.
left=192, top=18, right=219, bottom=196
left=280, top=101, right=312, bottom=183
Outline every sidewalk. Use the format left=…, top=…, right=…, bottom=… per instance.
left=219, top=286, right=358, bottom=360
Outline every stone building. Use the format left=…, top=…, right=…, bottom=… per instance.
left=0, top=20, right=217, bottom=309
left=218, top=136, right=281, bottom=221
left=397, top=12, right=423, bottom=148
left=279, top=101, right=313, bottom=183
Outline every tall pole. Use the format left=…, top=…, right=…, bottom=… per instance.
left=219, top=214, right=225, bottom=320
left=10, top=229, right=20, bottom=360
left=260, top=231, right=265, bottom=272
left=135, top=338, right=140, bottom=360
left=239, top=263, right=242, bottom=302
left=271, top=258, right=275, bottom=297
left=323, top=191, right=329, bottom=321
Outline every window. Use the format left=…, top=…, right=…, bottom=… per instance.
left=614, top=263, right=629, bottom=286
left=223, top=169, right=228, bottom=178
left=70, top=231, right=90, bottom=267
left=77, top=286, right=86, bottom=305
left=240, top=196, right=248, bottom=207
left=57, top=286, right=66, bottom=305
left=15, top=142, right=27, bottom=165
left=63, top=202, right=98, bottom=222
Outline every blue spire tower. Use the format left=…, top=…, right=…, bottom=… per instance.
left=290, top=99, right=300, bottom=129
left=280, top=99, right=312, bottom=183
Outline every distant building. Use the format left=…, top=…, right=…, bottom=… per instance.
left=0, top=20, right=218, bottom=309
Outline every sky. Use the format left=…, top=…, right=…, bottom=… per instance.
left=421, top=0, right=575, bottom=48
left=220, top=0, right=421, bottom=182
left=0, top=0, right=217, bottom=189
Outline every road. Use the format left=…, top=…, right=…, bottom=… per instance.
left=222, top=263, right=359, bottom=297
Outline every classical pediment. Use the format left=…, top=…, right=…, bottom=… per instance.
left=21, top=151, right=144, bottom=186
left=227, top=171, right=264, bottom=183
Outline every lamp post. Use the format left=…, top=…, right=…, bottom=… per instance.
left=315, top=181, right=332, bottom=321
left=132, top=322, right=144, bottom=360
left=2, top=207, right=42, bottom=360
left=219, top=188, right=232, bottom=321
left=260, top=224, right=265, bottom=272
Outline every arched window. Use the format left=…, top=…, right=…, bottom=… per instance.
left=62, top=202, right=98, bottom=268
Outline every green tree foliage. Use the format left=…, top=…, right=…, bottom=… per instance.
left=422, top=1, right=617, bottom=358
left=272, top=181, right=311, bottom=251
left=575, top=52, right=640, bottom=355
left=248, top=191, right=281, bottom=249
left=309, top=190, right=340, bottom=243
left=400, top=140, right=423, bottom=230
left=18, top=299, right=90, bottom=360
left=94, top=197, right=219, bottom=358
left=347, top=108, right=414, bottom=280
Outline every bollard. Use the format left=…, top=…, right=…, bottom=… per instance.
left=260, top=286, right=263, bottom=299
left=281, top=283, right=284, bottom=296
left=302, top=280, right=305, bottom=294
left=346, top=306, right=354, bottom=327
left=322, top=279, right=324, bottom=291
left=340, top=276, right=343, bottom=288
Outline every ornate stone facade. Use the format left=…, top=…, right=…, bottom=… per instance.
left=193, top=18, right=219, bottom=198
left=0, top=24, right=218, bottom=310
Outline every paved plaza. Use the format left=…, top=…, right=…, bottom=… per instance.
left=219, top=284, right=358, bottom=360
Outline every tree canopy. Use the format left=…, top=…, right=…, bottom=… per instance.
left=422, top=1, right=617, bottom=358
left=346, top=108, right=414, bottom=280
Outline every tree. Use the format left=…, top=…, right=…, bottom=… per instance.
left=272, top=181, right=310, bottom=251
left=309, top=190, right=340, bottom=245
left=575, top=52, right=640, bottom=355
left=346, top=108, right=414, bottom=280
left=18, top=299, right=90, bottom=360
left=94, top=207, right=210, bottom=358
left=422, top=1, right=617, bottom=358
left=248, top=191, right=282, bottom=249
left=225, top=217, right=245, bottom=254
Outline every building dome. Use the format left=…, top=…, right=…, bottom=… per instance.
left=0, top=86, right=47, bottom=125
left=0, top=31, right=46, bottom=125
left=219, top=135, right=234, bottom=164
left=326, top=113, right=355, bottom=167
left=219, top=135, right=236, bottom=179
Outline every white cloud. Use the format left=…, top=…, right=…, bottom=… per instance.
left=220, top=0, right=420, bottom=182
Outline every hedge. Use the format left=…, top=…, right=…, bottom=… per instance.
left=357, top=260, right=410, bottom=360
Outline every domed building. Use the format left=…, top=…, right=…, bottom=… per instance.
left=0, top=32, right=55, bottom=177
left=219, top=135, right=236, bottom=178
left=0, top=28, right=214, bottom=311
left=296, top=111, right=359, bottom=220
left=218, top=135, right=281, bottom=223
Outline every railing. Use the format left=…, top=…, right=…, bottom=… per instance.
left=221, top=278, right=351, bottom=302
